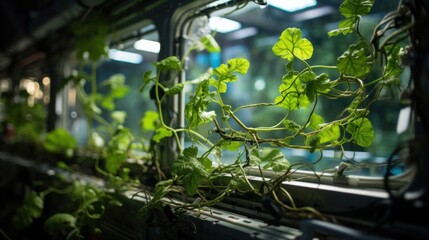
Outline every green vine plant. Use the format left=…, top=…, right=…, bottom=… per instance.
left=0, top=89, right=46, bottom=148
left=137, top=0, right=404, bottom=222
left=9, top=11, right=150, bottom=238
left=14, top=71, right=144, bottom=238
left=8, top=0, right=406, bottom=236
left=61, top=11, right=153, bottom=181
left=12, top=179, right=122, bottom=239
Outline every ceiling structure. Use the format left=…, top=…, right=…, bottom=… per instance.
left=0, top=0, right=147, bottom=79
left=0, top=0, right=395, bottom=80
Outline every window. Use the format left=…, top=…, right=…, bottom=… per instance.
left=178, top=0, right=409, bottom=180
left=1, top=1, right=426, bottom=239
left=66, top=22, right=159, bottom=147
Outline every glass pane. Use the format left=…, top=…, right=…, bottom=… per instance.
left=67, top=24, right=158, bottom=147
left=182, top=0, right=409, bottom=177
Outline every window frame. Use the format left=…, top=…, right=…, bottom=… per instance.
left=156, top=0, right=416, bottom=221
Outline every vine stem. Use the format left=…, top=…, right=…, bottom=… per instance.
left=66, top=228, right=80, bottom=240
left=155, top=70, right=165, bottom=126
left=81, top=193, right=104, bottom=219
left=226, top=109, right=251, bottom=132
left=175, top=128, right=214, bottom=147
left=0, top=228, right=12, bottom=240
left=179, top=191, right=228, bottom=210
left=293, top=95, right=318, bottom=138
left=95, top=157, right=110, bottom=177
left=41, top=186, right=73, bottom=198
left=238, top=163, right=258, bottom=193
left=272, top=190, right=324, bottom=219
left=91, top=113, right=113, bottom=133
left=364, top=70, right=395, bottom=87
left=87, top=62, right=97, bottom=145
left=310, top=65, right=337, bottom=70
left=233, top=102, right=277, bottom=112
left=154, top=69, right=183, bottom=152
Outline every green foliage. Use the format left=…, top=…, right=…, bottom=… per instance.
left=249, top=147, right=290, bottom=172
left=69, top=17, right=137, bottom=174
left=43, top=213, right=79, bottom=237
left=317, top=124, right=341, bottom=144
left=111, top=111, right=127, bottom=125
left=337, top=41, right=371, bottom=77
left=72, top=13, right=109, bottom=62
left=165, top=83, right=184, bottom=96
left=212, top=58, right=250, bottom=83
left=71, top=72, right=136, bottom=174
left=1, top=92, right=46, bottom=142
left=141, top=111, right=160, bottom=131
left=340, top=0, right=374, bottom=17
left=136, top=0, right=405, bottom=221
left=10, top=0, right=403, bottom=234
left=219, top=141, right=241, bottom=151
left=153, top=126, right=173, bottom=143
left=171, top=146, right=210, bottom=195
left=308, top=113, right=325, bottom=130
left=274, top=73, right=311, bottom=110
left=98, top=74, right=130, bottom=111
left=11, top=177, right=124, bottom=239
left=201, top=34, right=221, bottom=53
left=185, top=79, right=216, bottom=128
left=43, top=128, right=77, bottom=157
left=90, top=132, right=105, bottom=148
left=272, top=28, right=314, bottom=61
left=9, top=11, right=138, bottom=240
left=305, top=73, right=332, bottom=102
left=154, top=56, right=183, bottom=71
left=139, top=71, right=155, bottom=93
left=383, top=45, right=403, bottom=82
left=328, top=0, right=374, bottom=36
left=346, top=117, right=374, bottom=147
left=137, top=179, right=174, bottom=217
left=105, top=127, right=134, bottom=174
left=184, top=58, right=250, bottom=127
left=12, top=189, right=44, bottom=229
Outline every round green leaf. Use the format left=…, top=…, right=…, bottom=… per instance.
left=346, top=117, right=374, bottom=147
left=272, top=28, right=314, bottom=61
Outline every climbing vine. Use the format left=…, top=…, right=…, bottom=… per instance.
left=137, top=0, right=404, bottom=221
